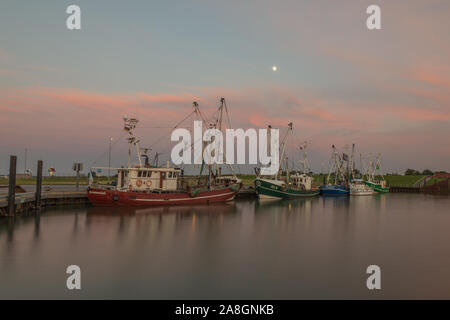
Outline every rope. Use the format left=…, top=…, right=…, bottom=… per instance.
left=89, top=131, right=127, bottom=167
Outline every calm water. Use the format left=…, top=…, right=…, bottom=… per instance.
left=1, top=194, right=450, bottom=299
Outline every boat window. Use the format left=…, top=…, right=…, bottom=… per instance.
left=138, top=171, right=142, bottom=177
left=142, top=171, right=147, bottom=178
left=173, top=172, right=177, bottom=178
left=168, top=172, right=172, bottom=178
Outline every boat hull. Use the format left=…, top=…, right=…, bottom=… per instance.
left=254, top=179, right=320, bottom=199
left=88, top=186, right=239, bottom=206
left=350, top=182, right=375, bottom=195
left=364, top=181, right=389, bottom=193
left=320, top=185, right=350, bottom=196
left=350, top=190, right=375, bottom=196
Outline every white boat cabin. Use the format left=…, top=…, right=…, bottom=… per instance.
left=290, top=173, right=313, bottom=190
left=351, top=178, right=365, bottom=185
left=117, top=167, right=181, bottom=191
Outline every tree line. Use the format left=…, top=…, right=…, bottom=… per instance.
left=404, top=169, right=447, bottom=176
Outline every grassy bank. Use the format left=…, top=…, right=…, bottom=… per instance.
left=384, top=175, right=425, bottom=187
left=425, top=177, right=447, bottom=186
left=240, top=174, right=425, bottom=187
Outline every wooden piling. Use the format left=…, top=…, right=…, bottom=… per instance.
left=35, top=160, right=43, bottom=210
left=8, top=155, right=17, bottom=216
left=76, top=168, right=80, bottom=189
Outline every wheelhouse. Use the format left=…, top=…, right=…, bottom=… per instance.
left=118, top=167, right=181, bottom=191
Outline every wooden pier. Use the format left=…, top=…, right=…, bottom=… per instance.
left=0, top=191, right=89, bottom=216
left=0, top=156, right=89, bottom=216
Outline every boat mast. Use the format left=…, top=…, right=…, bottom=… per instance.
left=192, top=101, right=209, bottom=175
left=334, top=151, right=340, bottom=185
left=214, top=98, right=225, bottom=177
left=374, top=153, right=384, bottom=181
left=123, top=115, right=142, bottom=168
left=214, top=98, right=238, bottom=180
left=367, top=154, right=374, bottom=182
left=299, top=141, right=310, bottom=174
left=285, top=157, right=290, bottom=182
left=277, top=122, right=292, bottom=180
left=326, top=145, right=336, bottom=185
left=194, top=100, right=216, bottom=183
left=193, top=101, right=208, bottom=127
left=336, top=153, right=346, bottom=185
left=360, top=153, right=364, bottom=179
left=350, top=143, right=355, bottom=180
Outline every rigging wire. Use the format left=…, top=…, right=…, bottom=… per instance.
left=146, top=110, right=196, bottom=151
left=89, top=131, right=128, bottom=168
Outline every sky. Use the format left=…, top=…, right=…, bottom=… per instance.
left=0, top=0, right=449, bottom=175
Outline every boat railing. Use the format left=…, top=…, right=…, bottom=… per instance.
left=89, top=183, right=116, bottom=190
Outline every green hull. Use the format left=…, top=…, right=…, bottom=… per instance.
left=254, top=178, right=320, bottom=199
left=364, top=180, right=389, bottom=193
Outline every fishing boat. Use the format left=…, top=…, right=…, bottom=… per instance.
left=255, top=178, right=319, bottom=199
left=350, top=178, right=375, bottom=195
left=321, top=184, right=349, bottom=195
left=320, top=145, right=350, bottom=196
left=88, top=101, right=242, bottom=207
left=254, top=123, right=320, bottom=199
left=364, top=179, right=389, bottom=193
left=363, top=153, right=389, bottom=193
left=88, top=163, right=241, bottom=206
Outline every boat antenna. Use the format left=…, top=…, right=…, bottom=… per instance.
left=153, top=152, right=159, bottom=167
left=140, top=147, right=151, bottom=167
left=123, top=115, right=142, bottom=168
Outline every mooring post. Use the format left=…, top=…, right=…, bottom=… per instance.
left=76, top=167, right=80, bottom=190
left=35, top=160, right=43, bottom=210
left=8, top=155, right=17, bottom=216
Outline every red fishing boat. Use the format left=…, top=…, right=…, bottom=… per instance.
left=88, top=101, right=242, bottom=207
left=88, top=165, right=240, bottom=206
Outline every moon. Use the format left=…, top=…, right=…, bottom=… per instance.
left=272, top=66, right=277, bottom=71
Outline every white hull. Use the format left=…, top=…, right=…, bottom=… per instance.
left=258, top=194, right=282, bottom=200
left=350, top=190, right=376, bottom=196
left=350, top=179, right=375, bottom=196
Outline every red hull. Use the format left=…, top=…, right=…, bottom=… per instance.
left=88, top=187, right=238, bottom=206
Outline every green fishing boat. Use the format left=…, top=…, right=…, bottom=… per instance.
left=255, top=178, right=320, bottom=199
left=364, top=180, right=389, bottom=193
left=362, top=153, right=389, bottom=193
left=254, top=123, right=320, bottom=199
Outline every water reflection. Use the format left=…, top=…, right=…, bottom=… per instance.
left=1, top=195, right=450, bottom=299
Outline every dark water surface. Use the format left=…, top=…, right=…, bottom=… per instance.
left=1, top=194, right=450, bottom=299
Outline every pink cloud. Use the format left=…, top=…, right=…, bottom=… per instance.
left=410, top=68, right=450, bottom=88
left=1, top=85, right=449, bottom=172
